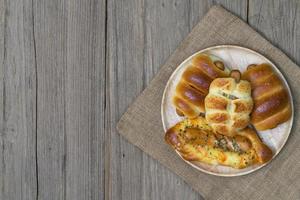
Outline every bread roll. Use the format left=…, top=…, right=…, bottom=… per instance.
left=165, top=117, right=273, bottom=169
left=236, top=128, right=273, bottom=163
left=173, top=54, right=229, bottom=118
left=204, top=72, right=253, bottom=136
left=242, top=63, right=292, bottom=130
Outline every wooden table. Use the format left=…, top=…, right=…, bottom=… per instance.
left=0, top=0, right=299, bottom=199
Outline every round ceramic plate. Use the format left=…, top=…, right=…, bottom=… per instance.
left=161, top=45, right=294, bottom=176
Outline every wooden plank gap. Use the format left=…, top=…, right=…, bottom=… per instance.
left=31, top=0, right=39, bottom=199
left=246, top=0, right=249, bottom=23
left=104, top=0, right=111, bottom=199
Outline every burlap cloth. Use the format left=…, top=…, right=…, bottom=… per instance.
left=117, top=5, right=300, bottom=200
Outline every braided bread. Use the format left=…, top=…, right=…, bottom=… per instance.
left=204, top=71, right=253, bottom=136
left=173, top=54, right=229, bottom=118
left=242, top=63, right=292, bottom=130
left=165, top=117, right=273, bottom=169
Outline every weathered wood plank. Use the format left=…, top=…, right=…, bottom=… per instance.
left=107, top=0, right=146, bottom=199
left=107, top=1, right=247, bottom=200
left=0, top=0, right=37, bottom=199
left=34, top=0, right=106, bottom=199
left=189, top=0, right=248, bottom=27
left=249, top=0, right=300, bottom=64
left=64, top=0, right=106, bottom=199
left=34, top=0, right=67, bottom=199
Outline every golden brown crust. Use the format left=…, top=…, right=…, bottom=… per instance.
left=251, top=90, right=289, bottom=122
left=204, top=77, right=253, bottom=136
left=232, top=99, right=253, bottom=113
left=175, top=81, right=206, bottom=107
left=237, top=128, right=273, bottom=163
left=242, top=63, right=273, bottom=83
left=231, top=115, right=249, bottom=129
left=191, top=54, right=228, bottom=78
left=173, top=96, right=199, bottom=119
left=206, top=112, right=229, bottom=123
left=253, top=105, right=292, bottom=130
left=173, top=54, right=229, bottom=118
left=205, top=95, right=228, bottom=110
left=165, top=117, right=273, bottom=168
left=181, top=66, right=211, bottom=94
left=242, top=63, right=292, bottom=130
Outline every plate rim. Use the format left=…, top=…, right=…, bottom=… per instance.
left=161, top=44, right=294, bottom=177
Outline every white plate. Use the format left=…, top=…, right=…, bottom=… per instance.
left=161, top=45, right=294, bottom=176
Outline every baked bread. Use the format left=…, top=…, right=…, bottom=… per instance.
left=204, top=70, right=253, bottom=136
left=165, top=117, right=273, bottom=169
left=242, top=63, right=292, bottom=130
left=173, top=53, right=229, bottom=118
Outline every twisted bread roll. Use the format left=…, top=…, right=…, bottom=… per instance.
left=173, top=54, right=229, bottom=118
left=242, top=63, right=292, bottom=131
left=205, top=71, right=253, bottom=136
left=165, top=117, right=273, bottom=169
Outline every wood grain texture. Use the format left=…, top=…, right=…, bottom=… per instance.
left=65, top=0, right=106, bottom=199
left=249, top=0, right=300, bottom=64
left=34, top=0, right=67, bottom=200
left=1, top=0, right=299, bottom=199
left=34, top=0, right=67, bottom=199
left=34, top=0, right=106, bottom=199
left=107, top=1, right=246, bottom=200
left=0, top=0, right=37, bottom=199
left=107, top=0, right=146, bottom=199
left=189, top=0, right=248, bottom=28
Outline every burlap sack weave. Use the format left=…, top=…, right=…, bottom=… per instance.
left=117, top=5, right=300, bottom=200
